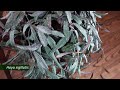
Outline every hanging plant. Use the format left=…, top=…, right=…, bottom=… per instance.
left=0, top=11, right=107, bottom=79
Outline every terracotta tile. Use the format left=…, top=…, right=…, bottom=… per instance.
left=0, top=70, right=7, bottom=79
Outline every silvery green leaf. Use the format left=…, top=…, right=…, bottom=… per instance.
left=16, top=11, right=25, bottom=24
left=53, top=37, right=67, bottom=52
left=81, top=35, right=91, bottom=53
left=76, top=45, right=81, bottom=51
left=46, top=14, right=51, bottom=28
left=70, top=32, right=77, bottom=44
left=24, top=64, right=34, bottom=77
left=94, top=12, right=108, bottom=18
left=29, top=11, right=46, bottom=17
left=55, top=49, right=60, bottom=55
left=47, top=71, right=59, bottom=79
left=23, top=23, right=31, bottom=35
left=69, top=58, right=78, bottom=74
left=73, top=23, right=88, bottom=41
left=29, top=26, right=37, bottom=41
left=42, top=53, right=51, bottom=60
left=90, top=25, right=102, bottom=42
left=4, top=12, right=16, bottom=29
left=51, top=31, right=65, bottom=37
left=2, top=28, right=10, bottom=38
left=94, top=13, right=102, bottom=18
left=56, top=52, right=72, bottom=58
left=37, top=30, right=47, bottom=47
left=30, top=11, right=46, bottom=21
left=60, top=69, right=65, bottom=77
left=37, top=65, right=46, bottom=74
left=80, top=61, right=84, bottom=66
left=56, top=11, right=63, bottom=16
left=87, top=36, right=93, bottom=52
left=60, top=62, right=66, bottom=66
left=33, top=69, right=41, bottom=79
left=49, top=52, right=62, bottom=69
left=69, top=62, right=75, bottom=72
left=5, top=11, right=24, bottom=29
left=36, top=45, right=42, bottom=54
left=90, top=11, right=96, bottom=26
left=88, top=26, right=93, bottom=35
left=52, top=65, right=56, bottom=74
left=63, top=21, right=69, bottom=36
left=33, top=51, right=48, bottom=70
left=61, top=43, right=74, bottom=52
left=47, top=36, right=56, bottom=48
left=16, top=43, right=41, bottom=51
left=5, top=40, right=10, bottom=46
left=65, top=11, right=72, bottom=23
left=14, top=11, right=25, bottom=27
left=57, top=74, right=64, bottom=78
left=28, top=69, right=35, bottom=79
left=9, top=30, right=18, bottom=45
left=72, top=63, right=78, bottom=74
left=83, top=54, right=88, bottom=63
left=0, top=11, right=12, bottom=20
left=46, top=60, right=53, bottom=66
left=63, top=21, right=71, bottom=41
left=36, top=25, right=52, bottom=34
left=90, top=43, right=94, bottom=52
left=74, top=30, right=79, bottom=40
left=78, top=65, right=81, bottom=75
left=44, top=46, right=51, bottom=55
left=72, top=15, right=82, bottom=25
left=28, top=33, right=35, bottom=41
left=51, top=14, right=58, bottom=18
left=94, top=39, right=101, bottom=52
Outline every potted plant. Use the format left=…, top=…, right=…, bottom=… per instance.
left=0, top=11, right=107, bottom=79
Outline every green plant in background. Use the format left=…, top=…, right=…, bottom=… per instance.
left=0, top=11, right=107, bottom=79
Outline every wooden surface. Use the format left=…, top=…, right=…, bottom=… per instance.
left=0, top=11, right=120, bottom=79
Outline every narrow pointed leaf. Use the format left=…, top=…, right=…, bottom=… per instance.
left=9, top=30, right=16, bottom=45
left=47, top=36, right=56, bottom=48
left=47, top=71, right=59, bottom=79
left=51, top=31, right=65, bottom=37
left=33, top=51, right=48, bottom=70
left=37, top=30, right=47, bottom=47
left=16, top=43, right=41, bottom=51
left=23, top=23, right=31, bottom=35
left=63, top=21, right=71, bottom=41
left=73, top=23, right=88, bottom=41
left=52, top=65, right=56, bottom=74
left=65, top=11, right=72, bottom=23
left=72, top=15, right=82, bottom=25
left=24, top=64, right=34, bottom=77
left=36, top=25, right=52, bottom=34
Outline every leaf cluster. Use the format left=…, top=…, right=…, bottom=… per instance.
left=0, top=11, right=107, bottom=79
